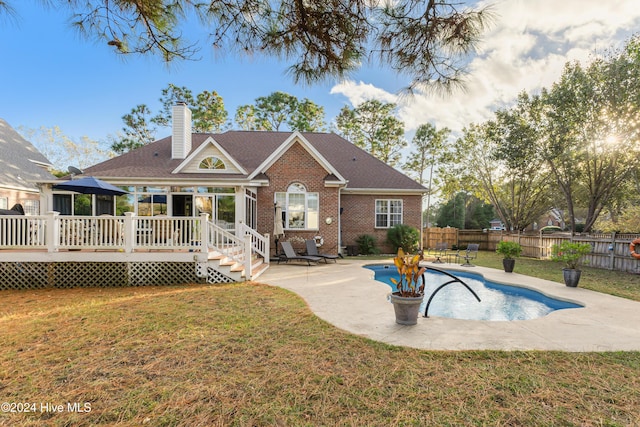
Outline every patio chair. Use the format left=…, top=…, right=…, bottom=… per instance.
left=305, top=239, right=339, bottom=263
left=428, top=242, right=448, bottom=263
left=455, top=243, right=480, bottom=267
left=278, top=241, right=322, bottom=265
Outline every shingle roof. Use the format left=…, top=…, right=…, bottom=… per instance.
left=84, top=131, right=426, bottom=191
left=0, top=118, right=56, bottom=191
left=301, top=132, right=425, bottom=191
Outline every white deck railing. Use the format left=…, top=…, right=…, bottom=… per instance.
left=1, top=212, right=270, bottom=273
left=0, top=215, right=47, bottom=248
left=237, top=222, right=270, bottom=261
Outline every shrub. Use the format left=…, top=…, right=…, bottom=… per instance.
left=496, top=241, right=523, bottom=259
left=386, top=224, right=420, bottom=253
left=551, top=241, right=592, bottom=269
left=355, top=234, right=379, bottom=255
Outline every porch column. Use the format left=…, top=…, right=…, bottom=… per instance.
left=46, top=211, right=59, bottom=253
left=235, top=186, right=244, bottom=231
left=124, top=212, right=134, bottom=253
left=200, top=213, right=209, bottom=253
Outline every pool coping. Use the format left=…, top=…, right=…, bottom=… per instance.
left=258, top=258, right=640, bottom=352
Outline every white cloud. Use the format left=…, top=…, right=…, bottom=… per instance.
left=330, top=0, right=640, bottom=136
left=329, top=81, right=398, bottom=106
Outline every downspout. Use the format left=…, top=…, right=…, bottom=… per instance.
left=338, top=185, right=344, bottom=256
left=421, top=191, right=427, bottom=251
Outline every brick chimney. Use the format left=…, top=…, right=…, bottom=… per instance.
left=172, top=102, right=192, bottom=159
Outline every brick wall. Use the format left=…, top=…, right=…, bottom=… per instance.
left=257, top=141, right=340, bottom=255
left=255, top=139, right=423, bottom=256
left=340, top=193, right=422, bottom=254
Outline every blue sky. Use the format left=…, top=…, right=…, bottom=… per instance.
left=1, top=1, right=640, bottom=161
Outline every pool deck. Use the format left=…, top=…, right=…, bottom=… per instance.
left=258, top=258, right=640, bottom=352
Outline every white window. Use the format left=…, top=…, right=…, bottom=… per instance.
left=275, top=183, right=319, bottom=230
left=375, top=199, right=402, bottom=228
left=0, top=197, right=7, bottom=209
left=245, top=188, right=257, bottom=229
left=22, top=200, right=39, bottom=215
left=198, top=156, right=226, bottom=170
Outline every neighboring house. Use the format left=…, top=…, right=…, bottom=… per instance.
left=44, top=104, right=427, bottom=254
left=0, top=118, right=56, bottom=214
left=533, top=209, right=565, bottom=231
left=489, top=219, right=505, bottom=230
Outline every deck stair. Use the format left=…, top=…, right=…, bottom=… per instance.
left=205, top=249, right=268, bottom=283
left=203, top=221, right=271, bottom=283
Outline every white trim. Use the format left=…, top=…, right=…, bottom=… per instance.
left=172, top=136, right=248, bottom=174
left=0, top=183, right=41, bottom=192
left=28, top=159, right=54, bottom=168
left=75, top=178, right=264, bottom=187
left=342, top=188, right=426, bottom=195
left=324, top=179, right=347, bottom=188
left=248, top=132, right=347, bottom=184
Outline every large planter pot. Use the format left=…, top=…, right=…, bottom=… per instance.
left=389, top=293, right=424, bottom=325
left=502, top=258, right=516, bottom=273
left=563, top=268, right=582, bottom=287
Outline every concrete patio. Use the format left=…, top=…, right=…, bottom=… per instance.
left=258, top=259, right=640, bottom=351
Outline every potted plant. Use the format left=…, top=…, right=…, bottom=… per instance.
left=550, top=241, right=592, bottom=287
left=389, top=248, right=426, bottom=325
left=496, top=241, right=522, bottom=273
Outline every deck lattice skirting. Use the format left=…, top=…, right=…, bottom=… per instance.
left=0, top=212, right=269, bottom=288
left=0, top=261, right=229, bottom=290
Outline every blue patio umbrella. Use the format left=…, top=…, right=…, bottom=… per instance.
left=53, top=176, right=128, bottom=196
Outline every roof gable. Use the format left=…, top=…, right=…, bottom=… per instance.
left=248, top=132, right=346, bottom=184
left=172, top=136, right=247, bottom=175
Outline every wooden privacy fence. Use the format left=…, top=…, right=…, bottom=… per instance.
left=422, top=227, right=458, bottom=251
left=423, top=227, right=640, bottom=273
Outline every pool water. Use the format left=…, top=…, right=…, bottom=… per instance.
left=365, top=264, right=583, bottom=321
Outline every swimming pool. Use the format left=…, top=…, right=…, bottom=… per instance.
left=365, top=264, right=583, bottom=321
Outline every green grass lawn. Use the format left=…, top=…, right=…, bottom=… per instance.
left=1, top=254, right=639, bottom=426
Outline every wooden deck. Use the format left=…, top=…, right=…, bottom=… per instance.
left=0, top=213, right=270, bottom=287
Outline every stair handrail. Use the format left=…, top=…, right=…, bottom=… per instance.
left=206, top=219, right=246, bottom=264
left=236, top=222, right=270, bottom=262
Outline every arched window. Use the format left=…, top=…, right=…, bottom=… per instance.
left=275, top=183, right=319, bottom=230
left=287, top=183, right=305, bottom=193
left=198, top=156, right=226, bottom=170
